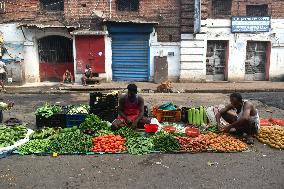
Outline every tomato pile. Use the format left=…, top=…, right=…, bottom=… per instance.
left=208, top=134, right=248, bottom=152
left=91, top=135, right=127, bottom=153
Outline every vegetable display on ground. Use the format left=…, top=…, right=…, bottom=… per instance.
left=79, top=114, right=110, bottom=131
left=257, top=126, right=284, bottom=149
left=29, top=127, right=60, bottom=140
left=151, top=132, right=180, bottom=152
left=177, top=135, right=209, bottom=153
left=0, top=125, right=27, bottom=148
left=91, top=135, right=126, bottom=153
left=125, top=137, right=154, bottom=155
left=208, top=133, right=248, bottom=152
left=17, top=139, right=51, bottom=155
left=114, top=127, right=140, bottom=139
left=49, top=129, right=92, bottom=153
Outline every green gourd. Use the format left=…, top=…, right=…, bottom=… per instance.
left=195, top=109, right=200, bottom=126
left=188, top=108, right=193, bottom=124
left=192, top=108, right=196, bottom=125
left=200, top=106, right=204, bottom=125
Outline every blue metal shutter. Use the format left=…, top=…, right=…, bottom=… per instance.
left=112, top=34, right=149, bottom=81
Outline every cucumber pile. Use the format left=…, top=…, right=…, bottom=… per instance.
left=188, top=106, right=208, bottom=126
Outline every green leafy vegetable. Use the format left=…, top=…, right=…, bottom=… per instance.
left=0, top=125, right=27, bottom=148
left=151, top=132, right=180, bottom=152
left=35, top=103, right=63, bottom=118
left=79, top=114, right=110, bottom=131
left=125, top=137, right=154, bottom=155
left=30, top=127, right=61, bottom=140
left=114, top=127, right=140, bottom=139
left=18, top=139, right=51, bottom=155
left=49, top=129, right=92, bottom=153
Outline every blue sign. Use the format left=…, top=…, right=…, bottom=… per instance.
left=231, top=16, right=270, bottom=33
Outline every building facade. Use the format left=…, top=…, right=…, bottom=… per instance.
left=0, top=0, right=283, bottom=84
left=0, top=0, right=181, bottom=83
left=180, top=0, right=284, bottom=82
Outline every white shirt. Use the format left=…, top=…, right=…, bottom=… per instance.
left=0, top=61, right=6, bottom=74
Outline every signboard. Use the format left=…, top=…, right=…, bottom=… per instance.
left=231, top=16, right=270, bottom=33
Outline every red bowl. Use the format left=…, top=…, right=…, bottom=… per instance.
left=144, top=124, right=158, bottom=133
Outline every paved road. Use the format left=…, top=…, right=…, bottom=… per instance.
left=242, top=92, right=284, bottom=110
left=0, top=92, right=283, bottom=189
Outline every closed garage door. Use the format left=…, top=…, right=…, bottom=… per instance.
left=109, top=24, right=152, bottom=81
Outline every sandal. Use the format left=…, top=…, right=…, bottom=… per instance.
left=246, top=136, right=254, bottom=145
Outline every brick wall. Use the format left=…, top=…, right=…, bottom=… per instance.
left=0, top=0, right=181, bottom=42
left=204, top=0, right=284, bottom=19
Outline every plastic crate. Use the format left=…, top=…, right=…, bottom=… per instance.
left=66, top=114, right=87, bottom=127
left=89, top=92, right=118, bottom=109
left=152, top=106, right=181, bottom=122
left=36, top=114, right=66, bottom=128
left=90, top=110, right=118, bottom=122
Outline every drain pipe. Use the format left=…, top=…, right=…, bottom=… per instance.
left=109, top=0, right=112, bottom=19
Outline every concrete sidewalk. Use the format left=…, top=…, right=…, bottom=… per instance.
left=4, top=81, right=284, bottom=94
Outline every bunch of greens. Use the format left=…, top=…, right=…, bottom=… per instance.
left=17, top=139, right=51, bottom=155
left=125, top=137, right=154, bottom=155
left=95, top=130, right=114, bottom=137
left=0, top=125, right=27, bottom=148
left=79, top=114, right=109, bottom=131
left=35, top=103, right=63, bottom=118
left=151, top=132, right=180, bottom=152
left=30, top=127, right=61, bottom=140
left=114, top=127, right=140, bottom=139
left=49, top=129, right=92, bottom=153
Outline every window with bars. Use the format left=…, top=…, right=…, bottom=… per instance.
left=246, top=5, right=268, bottom=17
left=0, top=1, right=5, bottom=13
left=38, top=36, right=73, bottom=63
left=206, top=41, right=227, bottom=75
left=116, top=0, right=139, bottom=12
left=212, top=0, right=232, bottom=18
left=245, top=42, right=267, bottom=75
left=40, top=0, right=64, bottom=12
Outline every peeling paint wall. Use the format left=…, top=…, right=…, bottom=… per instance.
left=180, top=19, right=284, bottom=81
left=150, top=30, right=180, bottom=82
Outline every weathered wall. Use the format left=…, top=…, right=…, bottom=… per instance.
left=0, top=0, right=181, bottom=42
left=180, top=19, right=284, bottom=81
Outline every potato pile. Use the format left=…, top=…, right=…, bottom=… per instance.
left=257, top=126, right=284, bottom=149
left=208, top=134, right=248, bottom=152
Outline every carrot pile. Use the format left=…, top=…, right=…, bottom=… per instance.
left=91, top=135, right=127, bottom=153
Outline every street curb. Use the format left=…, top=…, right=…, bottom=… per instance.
left=3, top=88, right=284, bottom=94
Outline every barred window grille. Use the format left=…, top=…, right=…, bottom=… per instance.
left=38, top=36, right=73, bottom=63
left=40, top=0, right=64, bottom=11
left=0, top=1, right=5, bottom=13
left=117, top=0, right=139, bottom=12
left=246, top=5, right=268, bottom=17
left=212, top=0, right=232, bottom=17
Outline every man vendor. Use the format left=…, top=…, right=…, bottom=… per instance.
left=112, top=84, right=150, bottom=129
left=215, top=93, right=260, bottom=144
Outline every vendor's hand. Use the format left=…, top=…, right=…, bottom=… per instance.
left=125, top=118, right=132, bottom=124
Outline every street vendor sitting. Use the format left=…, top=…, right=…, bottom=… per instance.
left=112, top=84, right=150, bottom=129
left=215, top=93, right=260, bottom=144
left=81, top=64, right=101, bottom=86
left=61, top=69, right=74, bottom=84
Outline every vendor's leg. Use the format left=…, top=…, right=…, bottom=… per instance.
left=81, top=76, right=87, bottom=86
left=137, top=117, right=151, bottom=129
left=0, top=80, right=5, bottom=91
left=233, top=121, right=258, bottom=144
left=221, top=110, right=238, bottom=124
